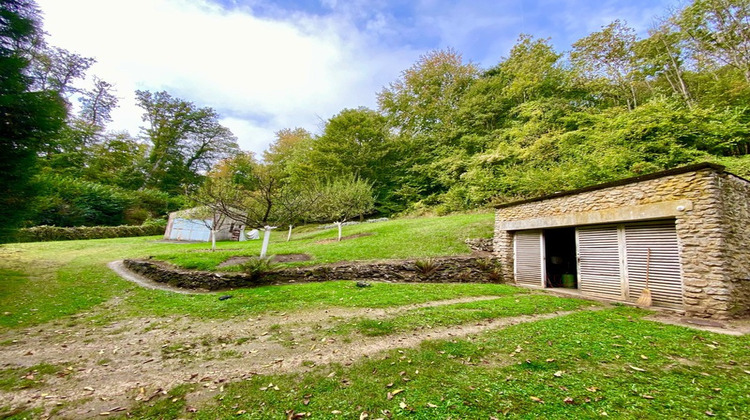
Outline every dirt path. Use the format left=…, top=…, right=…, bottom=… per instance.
left=107, top=260, right=210, bottom=294
left=0, top=295, right=600, bottom=419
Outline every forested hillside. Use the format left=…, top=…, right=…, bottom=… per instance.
left=2, top=0, right=749, bottom=238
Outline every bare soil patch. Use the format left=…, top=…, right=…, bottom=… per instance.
left=0, top=296, right=595, bottom=419
left=316, top=232, right=373, bottom=244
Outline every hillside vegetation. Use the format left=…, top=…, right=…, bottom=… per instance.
left=4, top=0, right=750, bottom=239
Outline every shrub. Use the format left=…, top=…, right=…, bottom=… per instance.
left=414, top=258, right=439, bottom=277
left=12, top=224, right=165, bottom=243
left=239, top=257, right=277, bottom=281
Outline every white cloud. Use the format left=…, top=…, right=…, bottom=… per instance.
left=36, top=0, right=418, bottom=154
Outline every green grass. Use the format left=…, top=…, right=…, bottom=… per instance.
left=0, top=213, right=493, bottom=330
left=152, top=307, right=750, bottom=419
left=0, top=363, right=62, bottom=391
left=154, top=212, right=494, bottom=271
left=330, top=294, right=597, bottom=337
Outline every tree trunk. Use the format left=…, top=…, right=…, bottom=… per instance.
left=287, top=225, right=293, bottom=242
left=336, top=222, right=343, bottom=241
left=210, top=229, right=217, bottom=251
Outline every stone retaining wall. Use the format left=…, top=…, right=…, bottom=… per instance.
left=493, top=164, right=750, bottom=319
left=123, top=256, right=504, bottom=291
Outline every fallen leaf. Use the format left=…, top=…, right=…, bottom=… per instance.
left=629, top=365, right=646, bottom=372
left=705, top=411, right=715, bottom=417
left=236, top=409, right=247, bottom=414
left=545, top=358, right=555, bottom=362
left=84, top=386, right=94, bottom=391
left=642, top=395, right=654, bottom=399
left=553, top=371, right=563, bottom=378
left=427, top=403, right=437, bottom=408
left=399, top=402, right=407, bottom=409
left=359, top=412, right=368, bottom=420
left=331, top=410, right=341, bottom=414
left=391, top=389, right=404, bottom=396
left=563, top=397, right=574, bottom=404
left=640, top=355, right=648, bottom=360
left=530, top=396, right=543, bottom=403
left=385, top=382, right=394, bottom=388
left=586, top=387, right=599, bottom=392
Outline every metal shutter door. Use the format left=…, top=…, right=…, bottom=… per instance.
left=625, top=221, right=683, bottom=308
left=514, top=231, right=544, bottom=287
left=577, top=225, right=623, bottom=298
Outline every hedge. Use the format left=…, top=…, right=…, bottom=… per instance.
left=12, top=224, right=165, bottom=243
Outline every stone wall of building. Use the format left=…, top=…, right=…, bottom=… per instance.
left=493, top=167, right=746, bottom=319
left=721, top=175, right=750, bottom=317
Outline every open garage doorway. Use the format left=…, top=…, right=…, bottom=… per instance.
left=543, top=227, right=577, bottom=289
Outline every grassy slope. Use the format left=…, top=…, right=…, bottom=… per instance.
left=154, top=212, right=494, bottom=271
left=3, top=211, right=750, bottom=419
left=0, top=212, right=494, bottom=329
left=128, top=307, right=750, bottom=420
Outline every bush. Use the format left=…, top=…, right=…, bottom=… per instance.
left=12, top=224, right=165, bottom=243
left=239, top=257, right=277, bottom=281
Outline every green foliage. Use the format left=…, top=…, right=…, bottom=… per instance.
left=128, top=212, right=494, bottom=271
left=239, top=256, right=277, bottom=280
left=136, top=90, right=239, bottom=194
left=0, top=0, right=67, bottom=241
left=414, top=258, right=438, bottom=276
left=13, top=224, right=164, bottom=243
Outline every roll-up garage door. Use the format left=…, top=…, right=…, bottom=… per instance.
left=624, top=221, right=682, bottom=307
left=514, top=231, right=544, bottom=287
left=576, top=225, right=624, bottom=298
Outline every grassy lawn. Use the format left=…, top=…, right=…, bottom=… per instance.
left=131, top=307, right=750, bottom=420
left=0, top=212, right=494, bottom=329
left=2, top=211, right=750, bottom=419
left=154, top=212, right=494, bottom=271
left=326, top=294, right=594, bottom=337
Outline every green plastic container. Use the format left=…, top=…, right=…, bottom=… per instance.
left=562, top=274, right=576, bottom=288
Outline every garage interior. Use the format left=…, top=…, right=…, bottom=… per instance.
left=543, top=227, right=577, bottom=289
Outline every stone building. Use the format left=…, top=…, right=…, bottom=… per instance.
left=492, top=163, right=750, bottom=319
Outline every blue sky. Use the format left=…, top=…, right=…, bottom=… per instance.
left=36, top=0, right=677, bottom=154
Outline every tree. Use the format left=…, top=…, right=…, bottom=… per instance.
left=262, top=127, right=312, bottom=168
left=571, top=20, right=642, bottom=109
left=29, top=45, right=95, bottom=99
left=192, top=160, right=247, bottom=251
left=196, top=153, right=321, bottom=255
left=309, top=175, right=375, bottom=241
left=378, top=48, right=478, bottom=137
left=377, top=49, right=479, bottom=209
left=79, top=77, right=118, bottom=129
left=675, top=0, right=750, bottom=83
left=136, top=90, right=239, bottom=194
left=0, top=0, right=66, bottom=239
left=634, top=23, right=693, bottom=106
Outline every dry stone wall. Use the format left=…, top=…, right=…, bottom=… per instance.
left=123, top=256, right=504, bottom=291
left=494, top=166, right=750, bottom=319
left=721, top=175, right=750, bottom=317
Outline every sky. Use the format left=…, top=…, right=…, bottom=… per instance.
left=36, top=0, right=678, bottom=155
